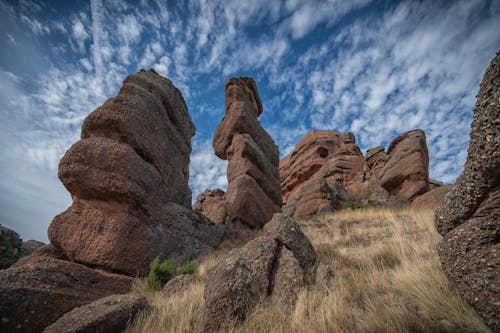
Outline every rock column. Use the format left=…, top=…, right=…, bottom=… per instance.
left=213, top=77, right=281, bottom=236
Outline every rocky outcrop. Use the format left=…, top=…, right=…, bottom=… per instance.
left=0, top=225, right=44, bottom=269
left=43, top=294, right=149, bottom=333
left=379, top=129, right=429, bottom=201
left=48, top=69, right=224, bottom=275
left=212, top=78, right=281, bottom=236
left=193, top=189, right=226, bottom=224
left=197, top=214, right=317, bottom=332
left=0, top=255, right=132, bottom=333
left=162, top=274, right=194, bottom=298
left=280, top=129, right=432, bottom=217
left=411, top=185, right=452, bottom=210
left=434, top=52, right=500, bottom=331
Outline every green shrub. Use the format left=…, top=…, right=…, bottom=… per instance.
left=146, top=257, right=197, bottom=290
left=176, top=260, right=197, bottom=275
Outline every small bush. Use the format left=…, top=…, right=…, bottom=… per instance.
left=176, top=260, right=197, bottom=275
left=146, top=257, right=197, bottom=290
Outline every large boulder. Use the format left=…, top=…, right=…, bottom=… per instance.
left=48, top=69, right=224, bottom=275
left=379, top=129, right=429, bottom=201
left=411, top=184, right=452, bottom=210
left=0, top=225, right=22, bottom=269
left=212, top=78, right=281, bottom=237
left=0, top=225, right=44, bottom=269
left=0, top=255, right=132, bottom=333
left=197, top=214, right=317, bottom=332
left=43, top=294, right=149, bottom=333
left=434, top=52, right=500, bottom=331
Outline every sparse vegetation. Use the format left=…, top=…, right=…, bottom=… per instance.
left=146, top=257, right=198, bottom=291
left=127, top=208, right=491, bottom=333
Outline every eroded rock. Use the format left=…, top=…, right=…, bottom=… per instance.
left=0, top=256, right=132, bottom=333
left=197, top=214, right=317, bottom=332
left=434, top=52, right=500, bottom=331
left=48, top=70, right=224, bottom=275
left=43, top=294, right=149, bottom=333
left=212, top=77, right=281, bottom=236
left=280, top=128, right=433, bottom=216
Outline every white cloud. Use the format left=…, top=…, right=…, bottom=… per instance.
left=20, top=14, right=50, bottom=35
left=72, top=19, right=89, bottom=51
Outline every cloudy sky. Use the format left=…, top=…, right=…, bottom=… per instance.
left=1, top=0, right=499, bottom=242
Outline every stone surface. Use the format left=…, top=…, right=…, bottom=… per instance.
left=198, top=213, right=317, bottom=332
left=434, top=52, right=500, bottom=331
left=43, top=294, right=149, bottom=333
left=411, top=184, right=452, bottom=210
left=49, top=69, right=224, bottom=275
left=379, top=129, right=429, bottom=201
left=162, top=274, right=194, bottom=298
left=193, top=189, right=226, bottom=224
left=212, top=77, right=281, bottom=236
left=50, top=200, right=224, bottom=275
left=0, top=225, right=44, bottom=269
left=0, top=256, right=132, bottom=333
left=0, top=225, right=22, bottom=269
left=280, top=128, right=433, bottom=216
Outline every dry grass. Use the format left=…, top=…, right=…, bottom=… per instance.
left=126, top=208, right=491, bottom=333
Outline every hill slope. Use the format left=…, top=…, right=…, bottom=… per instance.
left=126, top=208, right=491, bottom=333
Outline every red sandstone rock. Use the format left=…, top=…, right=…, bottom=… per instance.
left=212, top=77, right=281, bottom=236
left=82, top=69, right=194, bottom=208
left=193, top=189, right=226, bottom=224
left=411, top=184, right=452, bottom=210
left=435, top=52, right=500, bottom=331
left=380, top=129, right=429, bottom=201
left=49, top=69, right=224, bottom=276
left=43, top=294, right=149, bottom=333
left=280, top=130, right=341, bottom=203
left=0, top=256, right=132, bottom=333
left=197, top=214, right=317, bottom=332
left=280, top=128, right=433, bottom=214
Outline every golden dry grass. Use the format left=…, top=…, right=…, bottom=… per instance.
left=126, top=208, right=492, bottom=333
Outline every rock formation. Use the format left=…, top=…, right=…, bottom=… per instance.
left=411, top=184, right=452, bottom=210
left=193, top=189, right=226, bottom=224
left=197, top=214, right=317, bottom=332
left=210, top=77, right=281, bottom=236
left=280, top=128, right=433, bottom=217
left=43, top=294, right=149, bottom=333
left=434, top=52, right=499, bottom=331
left=0, top=253, right=133, bottom=333
left=0, top=224, right=44, bottom=269
left=162, top=274, right=194, bottom=298
left=48, top=69, right=224, bottom=275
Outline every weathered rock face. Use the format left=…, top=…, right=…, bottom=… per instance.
left=434, top=52, right=500, bottom=331
left=43, top=294, right=149, bottom=333
left=212, top=78, right=281, bottom=236
left=280, top=128, right=432, bottom=217
left=411, top=185, right=452, bottom=210
left=197, top=214, right=317, bottom=332
left=0, top=225, right=44, bottom=269
left=48, top=69, right=224, bottom=275
left=380, top=129, right=429, bottom=201
left=193, top=189, right=226, bottom=224
left=0, top=255, right=133, bottom=333
left=162, top=274, right=194, bottom=298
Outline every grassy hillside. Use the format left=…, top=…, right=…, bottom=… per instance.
left=126, top=208, right=491, bottom=333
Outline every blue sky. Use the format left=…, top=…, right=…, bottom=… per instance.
left=1, top=0, right=499, bottom=242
